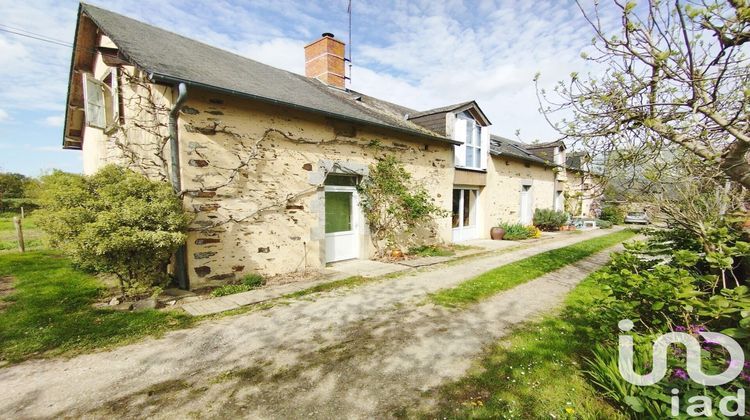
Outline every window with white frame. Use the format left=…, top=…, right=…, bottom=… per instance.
left=83, top=68, right=120, bottom=131
left=553, top=146, right=564, bottom=166
left=454, top=111, right=489, bottom=170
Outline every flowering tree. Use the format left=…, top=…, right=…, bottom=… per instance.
left=538, top=0, right=750, bottom=189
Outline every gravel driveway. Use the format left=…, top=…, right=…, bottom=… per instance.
left=0, top=229, right=622, bottom=419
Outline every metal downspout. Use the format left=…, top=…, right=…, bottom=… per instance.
left=169, top=83, right=189, bottom=289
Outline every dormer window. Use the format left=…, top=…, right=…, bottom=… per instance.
left=553, top=146, right=564, bottom=166
left=454, top=111, right=489, bottom=170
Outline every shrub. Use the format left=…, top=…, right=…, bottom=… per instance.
left=533, top=208, right=568, bottom=231
left=528, top=225, right=542, bottom=238
left=358, top=155, right=448, bottom=255
left=211, top=273, right=265, bottom=297
left=581, top=223, right=750, bottom=418
left=497, top=222, right=534, bottom=240
left=599, top=205, right=625, bottom=224
left=36, top=165, right=190, bottom=293
left=0, top=198, right=39, bottom=213
left=596, top=219, right=612, bottom=229
left=241, top=273, right=265, bottom=288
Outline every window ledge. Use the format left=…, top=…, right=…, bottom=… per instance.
left=454, top=166, right=487, bottom=173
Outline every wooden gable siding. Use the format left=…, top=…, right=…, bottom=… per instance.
left=409, top=113, right=446, bottom=136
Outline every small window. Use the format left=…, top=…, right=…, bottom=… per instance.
left=324, top=174, right=358, bottom=186
left=83, top=74, right=106, bottom=129
left=82, top=69, right=120, bottom=131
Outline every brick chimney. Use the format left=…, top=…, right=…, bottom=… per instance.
left=304, top=33, right=346, bottom=89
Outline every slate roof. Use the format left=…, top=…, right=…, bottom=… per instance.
left=524, top=140, right=565, bottom=162
left=407, top=101, right=476, bottom=119
left=489, top=135, right=548, bottom=165
left=78, top=3, right=458, bottom=145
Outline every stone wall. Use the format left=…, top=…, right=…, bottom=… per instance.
left=566, top=171, right=602, bottom=217
left=177, top=88, right=454, bottom=287
left=82, top=35, right=175, bottom=180
left=483, top=155, right=557, bottom=229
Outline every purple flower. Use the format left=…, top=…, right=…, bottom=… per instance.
left=740, top=372, right=750, bottom=383
left=673, top=368, right=689, bottom=380
left=689, top=325, right=706, bottom=334
left=674, top=325, right=687, bottom=332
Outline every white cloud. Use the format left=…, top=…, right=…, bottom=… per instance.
left=0, top=108, right=8, bottom=122
left=42, top=115, right=64, bottom=127
left=0, top=0, right=618, bottom=166
left=345, top=0, right=613, bottom=142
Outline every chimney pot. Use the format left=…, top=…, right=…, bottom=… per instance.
left=304, top=33, right=346, bottom=89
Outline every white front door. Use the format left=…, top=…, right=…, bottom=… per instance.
left=520, top=185, right=532, bottom=224
left=324, top=186, right=360, bottom=262
left=452, top=188, right=479, bottom=242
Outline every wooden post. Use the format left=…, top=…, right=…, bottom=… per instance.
left=20, top=206, right=24, bottom=219
left=13, top=217, right=24, bottom=253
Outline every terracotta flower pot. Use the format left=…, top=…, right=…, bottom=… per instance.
left=490, top=227, right=506, bottom=240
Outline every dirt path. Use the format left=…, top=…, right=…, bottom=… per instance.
left=0, top=229, right=622, bottom=418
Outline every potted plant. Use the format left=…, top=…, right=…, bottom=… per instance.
left=490, top=225, right=506, bottom=240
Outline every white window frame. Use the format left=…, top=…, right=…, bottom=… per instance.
left=83, top=73, right=106, bottom=129
left=452, top=188, right=479, bottom=242
left=82, top=68, right=119, bottom=131
left=453, top=112, right=489, bottom=170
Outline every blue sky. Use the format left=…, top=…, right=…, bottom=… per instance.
left=0, top=0, right=614, bottom=176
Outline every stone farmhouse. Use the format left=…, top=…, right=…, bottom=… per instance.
left=62, top=4, right=601, bottom=289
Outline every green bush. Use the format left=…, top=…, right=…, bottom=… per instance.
left=241, top=273, right=265, bottom=288
left=581, top=223, right=750, bottom=417
left=533, top=208, right=568, bottom=231
left=0, top=198, right=39, bottom=213
left=35, top=165, right=190, bottom=293
left=596, top=219, right=613, bottom=229
left=599, top=205, right=625, bottom=224
left=497, top=222, right=534, bottom=240
left=211, top=273, right=266, bottom=297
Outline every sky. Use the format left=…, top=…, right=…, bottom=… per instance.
left=0, top=0, right=616, bottom=176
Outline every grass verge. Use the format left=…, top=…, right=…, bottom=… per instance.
left=419, top=270, right=626, bottom=419
left=0, top=251, right=194, bottom=364
left=430, top=229, right=636, bottom=307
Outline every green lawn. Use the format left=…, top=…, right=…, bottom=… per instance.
left=0, top=213, right=44, bottom=253
left=430, top=230, right=636, bottom=307
left=419, top=271, right=626, bottom=419
left=0, top=251, right=193, bottom=363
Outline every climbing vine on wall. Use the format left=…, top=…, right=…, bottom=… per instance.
left=564, top=190, right=583, bottom=216
left=358, top=155, right=448, bottom=256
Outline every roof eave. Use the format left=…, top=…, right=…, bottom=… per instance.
left=61, top=3, right=85, bottom=150
left=150, top=72, right=461, bottom=146
left=489, top=151, right=547, bottom=166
